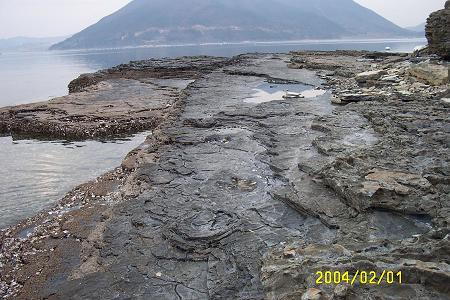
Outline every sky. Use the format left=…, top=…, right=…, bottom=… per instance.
left=354, top=0, right=446, bottom=27
left=0, top=0, right=447, bottom=39
left=0, top=0, right=132, bottom=38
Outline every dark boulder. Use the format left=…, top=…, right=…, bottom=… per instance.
left=425, top=0, right=450, bottom=60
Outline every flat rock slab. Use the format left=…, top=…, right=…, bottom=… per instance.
left=0, top=78, right=191, bottom=140
left=409, top=62, right=449, bottom=86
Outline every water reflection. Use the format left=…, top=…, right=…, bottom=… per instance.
left=300, top=89, right=327, bottom=98
left=0, top=132, right=150, bottom=229
left=244, top=82, right=309, bottom=104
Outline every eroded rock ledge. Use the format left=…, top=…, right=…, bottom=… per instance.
left=0, top=51, right=449, bottom=300
left=0, top=56, right=230, bottom=140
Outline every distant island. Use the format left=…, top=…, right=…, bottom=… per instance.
left=0, top=36, right=65, bottom=52
left=406, top=22, right=426, bottom=34
left=51, top=0, right=419, bottom=50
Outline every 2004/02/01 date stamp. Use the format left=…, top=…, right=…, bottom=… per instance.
left=316, top=270, right=402, bottom=286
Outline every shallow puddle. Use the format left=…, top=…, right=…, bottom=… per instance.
left=244, top=82, right=307, bottom=104
left=342, top=129, right=378, bottom=148
left=300, top=89, right=327, bottom=98
left=244, top=82, right=327, bottom=104
left=368, top=210, right=432, bottom=241
left=0, top=132, right=150, bottom=229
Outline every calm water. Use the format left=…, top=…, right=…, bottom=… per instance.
left=0, top=39, right=426, bottom=229
left=0, top=133, right=149, bottom=229
left=0, top=38, right=426, bottom=106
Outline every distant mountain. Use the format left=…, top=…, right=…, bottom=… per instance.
left=51, top=0, right=416, bottom=50
left=406, top=22, right=426, bottom=34
left=0, top=36, right=66, bottom=52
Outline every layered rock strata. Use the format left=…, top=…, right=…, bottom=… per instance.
left=0, top=51, right=449, bottom=299
left=426, top=0, right=450, bottom=60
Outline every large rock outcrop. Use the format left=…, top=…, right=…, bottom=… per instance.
left=425, top=0, right=450, bottom=60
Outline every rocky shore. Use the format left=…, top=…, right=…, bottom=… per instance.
left=0, top=50, right=449, bottom=299
left=0, top=56, right=228, bottom=140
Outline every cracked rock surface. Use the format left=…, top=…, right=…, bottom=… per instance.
left=0, top=52, right=449, bottom=299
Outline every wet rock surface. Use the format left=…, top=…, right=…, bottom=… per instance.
left=68, top=56, right=230, bottom=93
left=262, top=51, right=450, bottom=299
left=1, top=51, right=449, bottom=299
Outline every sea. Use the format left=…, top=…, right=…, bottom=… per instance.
left=0, top=38, right=426, bottom=229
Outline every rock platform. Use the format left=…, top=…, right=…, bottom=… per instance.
left=0, top=51, right=449, bottom=299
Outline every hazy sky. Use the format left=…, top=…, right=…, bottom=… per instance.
left=354, top=0, right=446, bottom=27
left=0, top=0, right=131, bottom=38
left=0, top=0, right=447, bottom=38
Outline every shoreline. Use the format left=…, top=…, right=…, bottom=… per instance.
left=0, top=56, right=228, bottom=140
left=1, top=50, right=449, bottom=299
left=46, top=37, right=426, bottom=53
